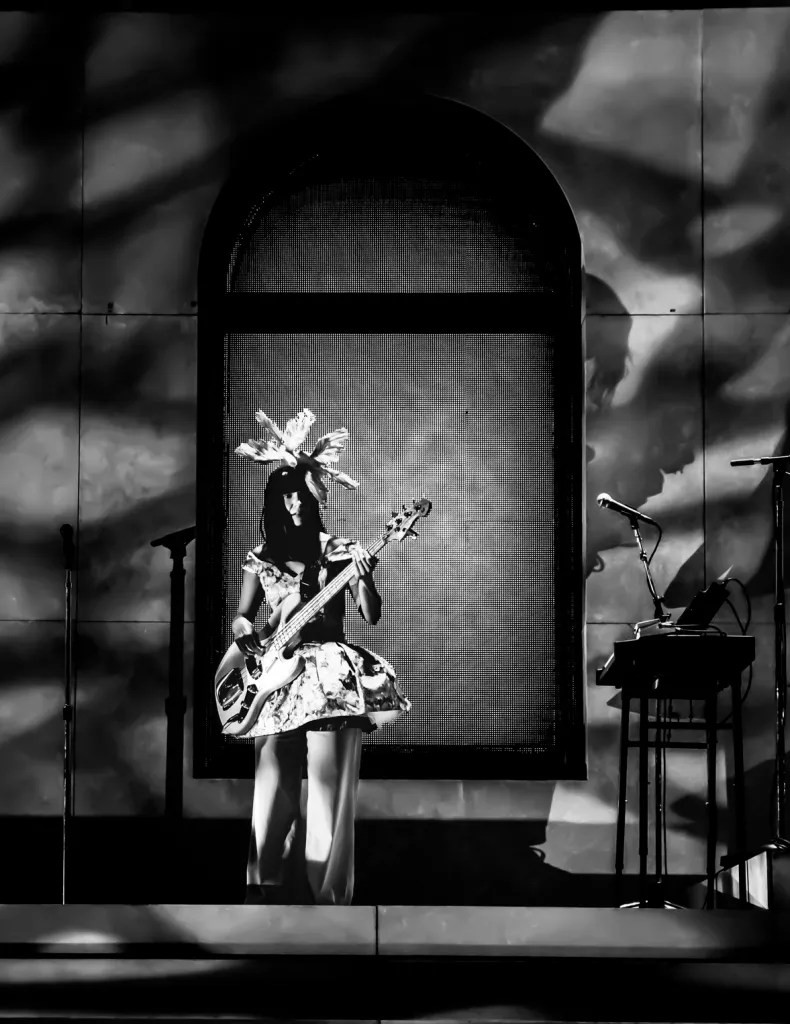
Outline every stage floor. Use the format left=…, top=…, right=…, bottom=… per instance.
left=2, top=905, right=790, bottom=1022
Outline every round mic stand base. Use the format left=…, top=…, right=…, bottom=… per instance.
left=618, top=900, right=685, bottom=911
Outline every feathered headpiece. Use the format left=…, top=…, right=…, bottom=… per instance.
left=235, top=407, right=359, bottom=505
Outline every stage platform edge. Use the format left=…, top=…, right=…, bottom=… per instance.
left=0, top=904, right=787, bottom=959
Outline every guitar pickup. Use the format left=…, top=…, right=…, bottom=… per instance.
left=245, top=657, right=263, bottom=680
left=216, top=669, right=243, bottom=710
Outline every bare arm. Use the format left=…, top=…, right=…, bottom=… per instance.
left=232, top=570, right=275, bottom=657
left=232, top=570, right=265, bottom=637
left=347, top=542, right=382, bottom=625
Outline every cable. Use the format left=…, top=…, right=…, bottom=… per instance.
left=740, top=662, right=754, bottom=708
left=717, top=594, right=753, bottom=725
left=675, top=622, right=728, bottom=636
left=729, top=577, right=752, bottom=632
left=717, top=665, right=752, bottom=726
left=646, top=525, right=663, bottom=567
left=724, top=596, right=746, bottom=636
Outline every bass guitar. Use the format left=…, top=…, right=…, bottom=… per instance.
left=214, top=495, right=432, bottom=736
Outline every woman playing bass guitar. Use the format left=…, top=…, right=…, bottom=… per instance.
left=233, top=444, right=409, bottom=906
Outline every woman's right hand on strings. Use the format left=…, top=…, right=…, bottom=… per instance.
left=235, top=632, right=264, bottom=657
left=232, top=615, right=264, bottom=658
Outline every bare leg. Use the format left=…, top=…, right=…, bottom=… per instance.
left=247, top=732, right=305, bottom=891
left=304, top=727, right=363, bottom=905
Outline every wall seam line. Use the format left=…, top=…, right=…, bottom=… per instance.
left=700, top=9, right=708, bottom=589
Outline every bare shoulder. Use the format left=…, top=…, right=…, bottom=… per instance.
left=243, top=544, right=277, bottom=575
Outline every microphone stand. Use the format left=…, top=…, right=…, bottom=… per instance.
left=628, top=516, right=667, bottom=622
left=151, top=525, right=195, bottom=903
left=626, top=515, right=680, bottom=909
left=151, top=525, right=195, bottom=820
left=60, top=524, right=76, bottom=905
left=731, top=455, right=790, bottom=850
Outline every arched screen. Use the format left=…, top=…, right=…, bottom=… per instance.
left=195, top=97, right=584, bottom=779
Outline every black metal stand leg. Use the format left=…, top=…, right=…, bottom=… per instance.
left=62, top=698, right=73, bottom=904
left=773, top=466, right=789, bottom=844
left=60, top=525, right=76, bottom=906
left=615, top=693, right=630, bottom=905
left=654, top=698, right=663, bottom=899
left=639, top=695, right=649, bottom=906
left=730, top=673, right=747, bottom=905
left=731, top=454, right=789, bottom=847
left=151, top=526, right=195, bottom=903
left=151, top=525, right=195, bottom=822
left=706, top=695, right=718, bottom=910
left=165, top=550, right=187, bottom=820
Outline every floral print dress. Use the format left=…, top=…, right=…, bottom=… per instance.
left=241, top=533, right=410, bottom=737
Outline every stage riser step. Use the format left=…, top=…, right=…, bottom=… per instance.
left=0, top=904, right=788, bottom=958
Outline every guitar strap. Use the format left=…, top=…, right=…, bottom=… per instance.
left=300, top=559, right=321, bottom=600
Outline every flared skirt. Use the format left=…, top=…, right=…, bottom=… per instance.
left=245, top=640, right=410, bottom=738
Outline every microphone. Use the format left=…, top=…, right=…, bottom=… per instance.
left=60, top=523, right=76, bottom=570
left=731, top=455, right=790, bottom=466
left=596, top=493, right=659, bottom=527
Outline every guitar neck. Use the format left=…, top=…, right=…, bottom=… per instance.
left=270, top=537, right=388, bottom=650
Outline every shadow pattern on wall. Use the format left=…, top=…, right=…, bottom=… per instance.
left=1, top=11, right=790, bottom=898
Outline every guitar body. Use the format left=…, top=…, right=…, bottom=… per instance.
left=214, top=593, right=307, bottom=737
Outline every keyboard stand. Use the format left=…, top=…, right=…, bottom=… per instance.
left=614, top=671, right=747, bottom=910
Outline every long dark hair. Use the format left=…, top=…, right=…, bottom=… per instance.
left=259, top=465, right=326, bottom=564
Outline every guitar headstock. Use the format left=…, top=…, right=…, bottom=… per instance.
left=383, top=495, right=432, bottom=544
